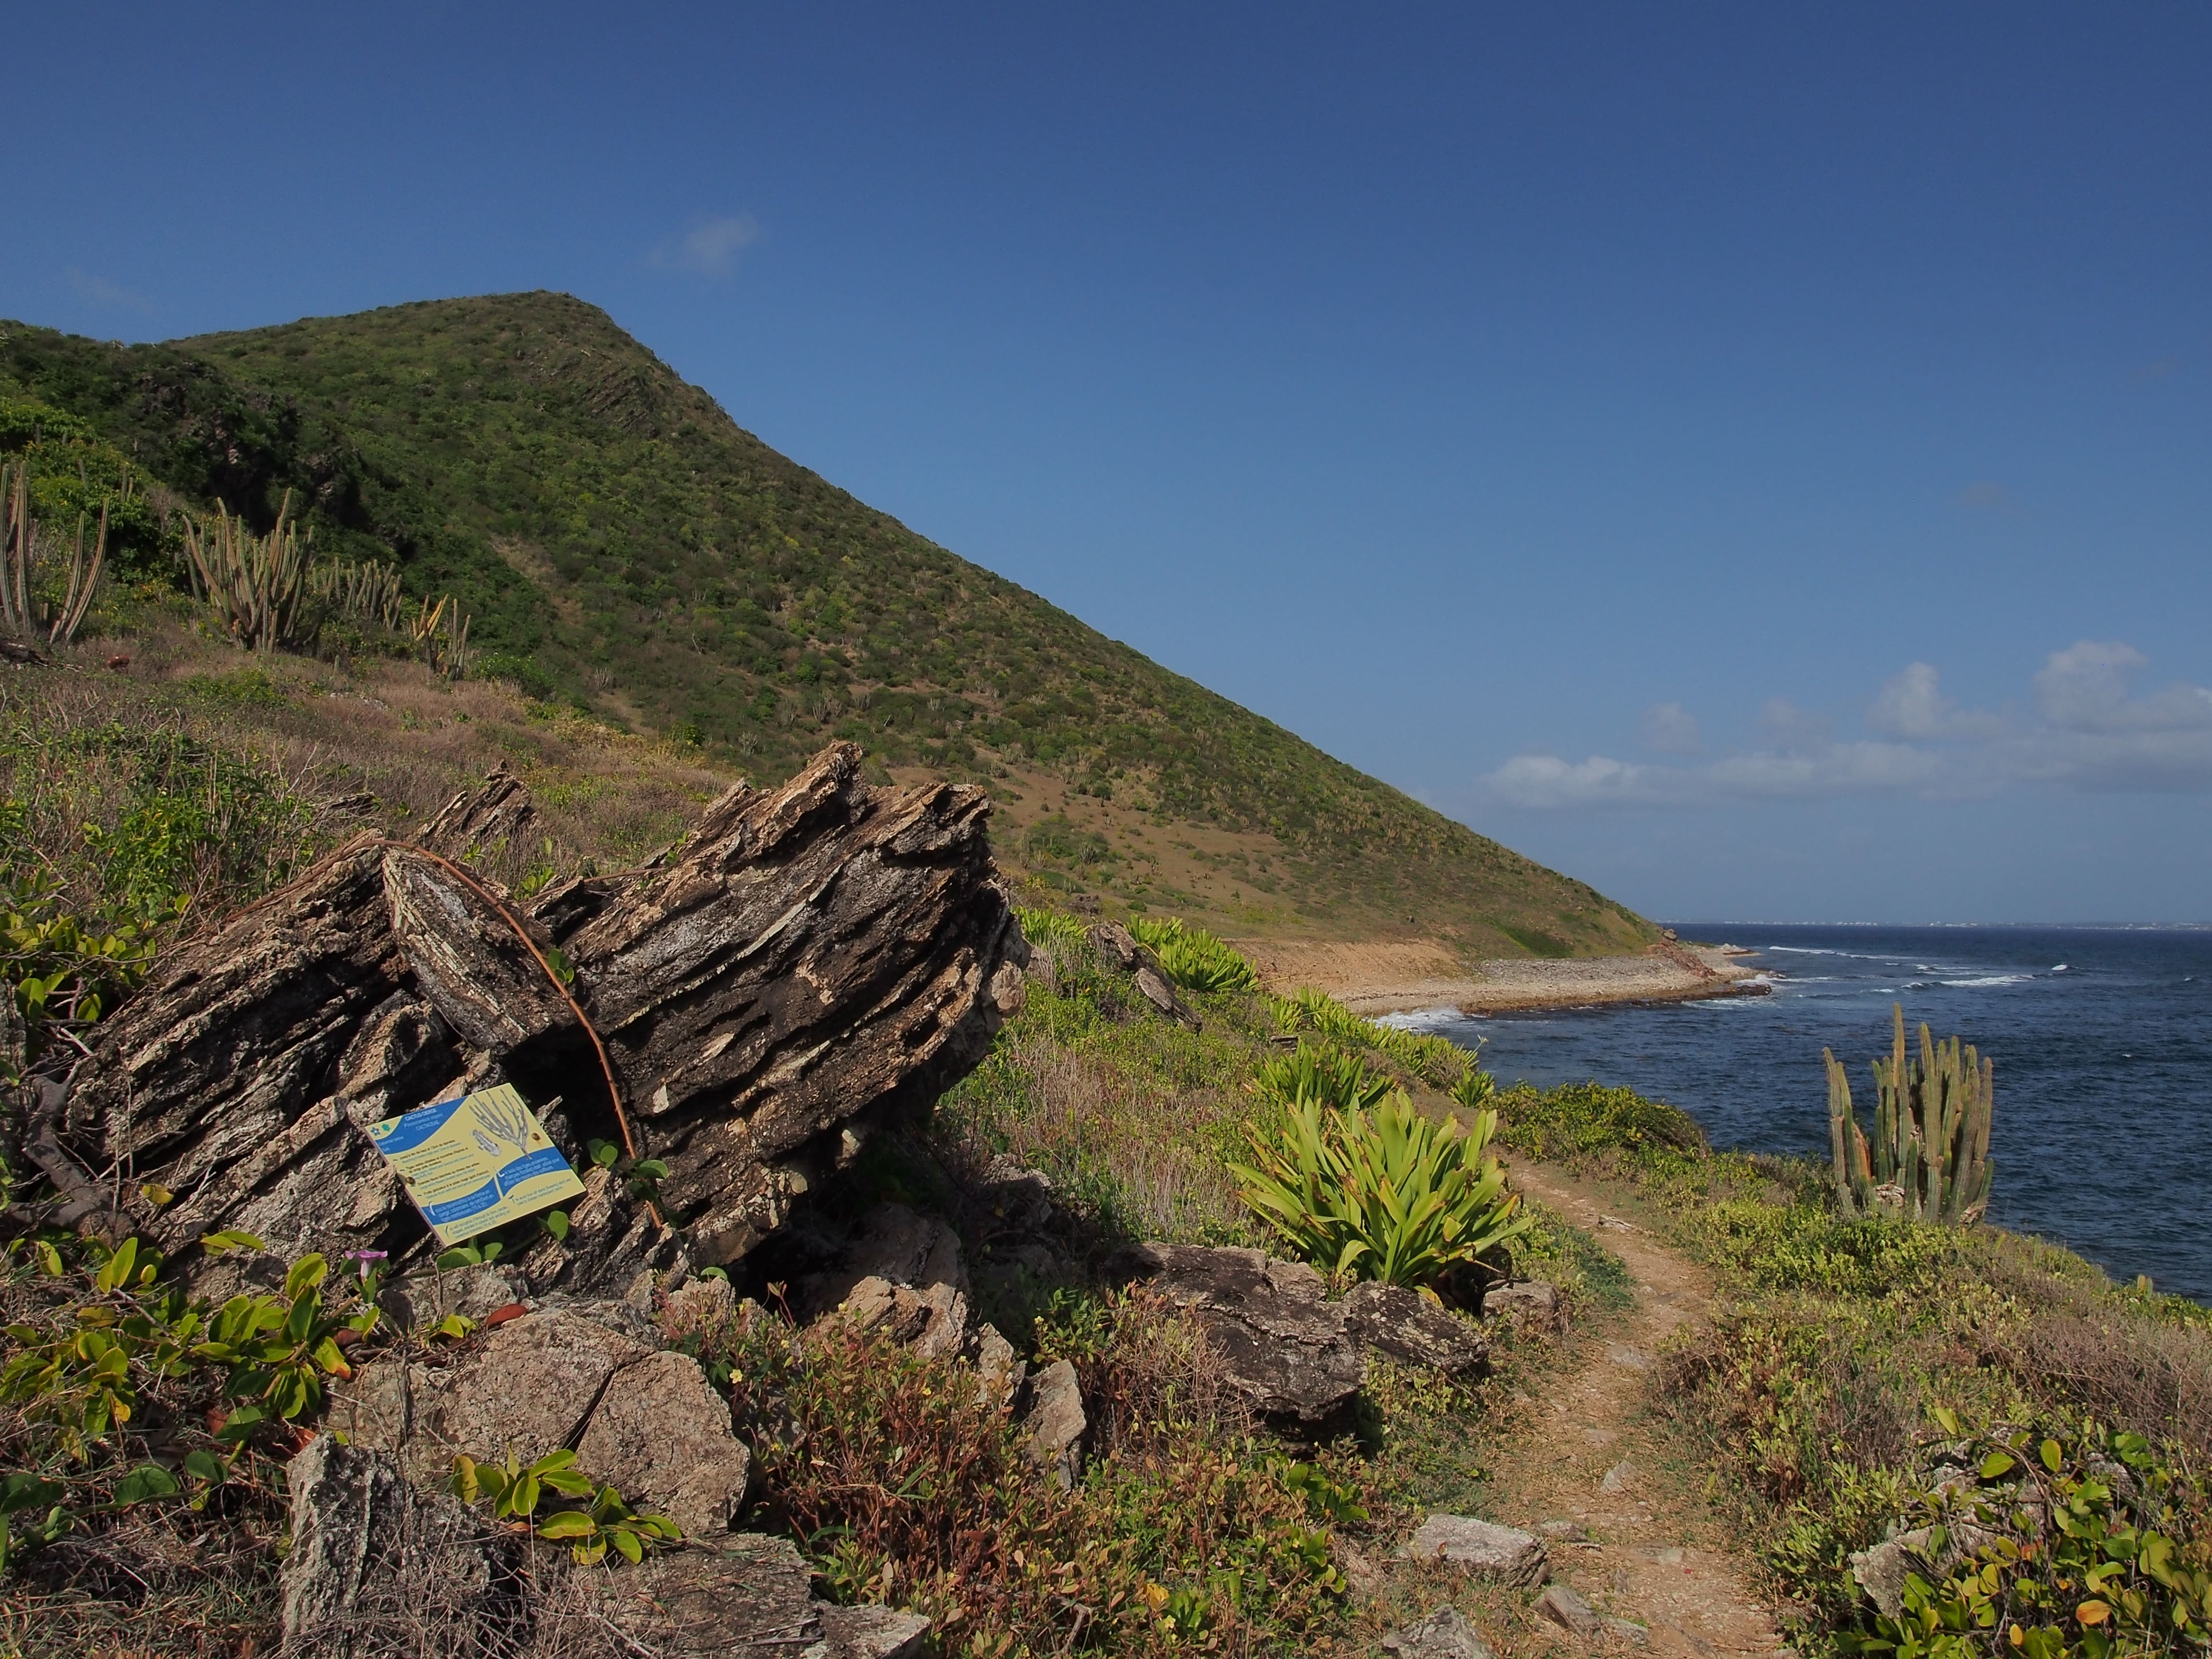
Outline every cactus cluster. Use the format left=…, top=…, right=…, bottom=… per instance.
left=184, top=495, right=473, bottom=677
left=1825, top=1003, right=1994, bottom=1225
left=181, top=490, right=316, bottom=652
left=2, top=455, right=117, bottom=647
left=311, top=556, right=406, bottom=632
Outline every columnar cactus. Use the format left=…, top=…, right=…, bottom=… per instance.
left=1825, top=1003, right=1994, bottom=1224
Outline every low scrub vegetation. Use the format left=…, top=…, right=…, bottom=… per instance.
left=2, top=653, right=2202, bottom=1659
left=1493, top=1052, right=2212, bottom=1659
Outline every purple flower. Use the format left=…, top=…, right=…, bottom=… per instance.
left=343, top=1249, right=389, bottom=1279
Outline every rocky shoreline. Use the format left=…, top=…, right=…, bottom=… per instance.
left=1232, top=937, right=1770, bottom=1019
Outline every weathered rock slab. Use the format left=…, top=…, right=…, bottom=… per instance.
left=1124, top=1242, right=1365, bottom=1423
left=1403, top=1515, right=1550, bottom=1587
left=54, top=741, right=1026, bottom=1285
left=586, top=1532, right=931, bottom=1658
left=1345, top=1281, right=1489, bottom=1378
left=283, top=1435, right=521, bottom=1658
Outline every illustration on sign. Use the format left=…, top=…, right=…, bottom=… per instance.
left=368, top=1083, right=586, bottom=1246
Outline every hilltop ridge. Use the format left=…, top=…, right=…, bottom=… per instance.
left=0, top=291, right=1649, bottom=956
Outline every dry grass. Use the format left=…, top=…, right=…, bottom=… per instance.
left=4, top=600, right=733, bottom=902
left=968, top=1029, right=1245, bottom=1241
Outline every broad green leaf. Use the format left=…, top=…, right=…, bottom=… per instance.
left=111, top=1464, right=181, bottom=1505
left=284, top=1253, right=329, bottom=1299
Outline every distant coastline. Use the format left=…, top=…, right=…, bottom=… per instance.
left=1230, top=936, right=1769, bottom=1018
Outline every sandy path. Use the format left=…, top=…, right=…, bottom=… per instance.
left=1476, top=1160, right=1790, bottom=1658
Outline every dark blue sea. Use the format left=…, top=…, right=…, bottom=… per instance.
left=1391, top=926, right=2212, bottom=1303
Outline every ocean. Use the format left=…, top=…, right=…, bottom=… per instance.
left=1390, top=924, right=2212, bottom=1303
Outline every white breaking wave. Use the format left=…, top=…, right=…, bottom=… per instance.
left=1941, top=974, right=2034, bottom=987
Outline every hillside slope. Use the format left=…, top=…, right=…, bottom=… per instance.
left=0, top=293, right=1648, bottom=955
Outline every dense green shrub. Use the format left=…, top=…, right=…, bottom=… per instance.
left=1491, top=1078, right=1710, bottom=1163
left=1690, top=1200, right=1965, bottom=1298
left=0, top=715, right=325, bottom=1067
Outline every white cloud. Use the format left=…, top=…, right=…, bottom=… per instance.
left=1866, top=662, right=2004, bottom=740
left=2033, top=640, right=2212, bottom=733
left=1485, top=641, right=2212, bottom=809
left=650, top=214, right=762, bottom=275
left=1758, top=697, right=1830, bottom=753
left=1639, top=701, right=1701, bottom=754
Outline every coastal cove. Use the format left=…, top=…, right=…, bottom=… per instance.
left=1387, top=923, right=2212, bottom=1303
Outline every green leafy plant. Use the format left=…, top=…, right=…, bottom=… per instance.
left=1252, top=1045, right=1395, bottom=1114
left=1129, top=916, right=1261, bottom=994
left=433, top=1238, right=504, bottom=1272
left=1, top=1237, right=189, bottom=1456
left=1231, top=1088, right=1532, bottom=1288
left=585, top=1138, right=669, bottom=1203
left=0, top=1472, right=71, bottom=1573
left=190, top=1242, right=378, bottom=1423
left=1268, top=986, right=1487, bottom=1093
left=449, top=1449, right=680, bottom=1566
left=1016, top=904, right=1090, bottom=953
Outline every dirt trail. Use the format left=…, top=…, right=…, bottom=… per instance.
left=1478, top=1160, right=1791, bottom=1658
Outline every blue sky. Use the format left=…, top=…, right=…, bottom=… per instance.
left=14, top=4, right=2212, bottom=923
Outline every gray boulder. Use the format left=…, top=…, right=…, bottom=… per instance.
left=1481, top=1279, right=1561, bottom=1333
left=1402, top=1515, right=1550, bottom=1587
left=1383, top=1606, right=1497, bottom=1659
left=974, top=1321, right=1027, bottom=1410
left=1086, top=922, right=1200, bottom=1028
left=575, top=1348, right=754, bottom=1537
left=1534, top=1583, right=1602, bottom=1636
left=1022, top=1358, right=1088, bottom=1489
left=335, top=1304, right=752, bottom=1538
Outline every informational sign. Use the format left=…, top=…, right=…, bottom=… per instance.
left=368, top=1083, right=585, bottom=1246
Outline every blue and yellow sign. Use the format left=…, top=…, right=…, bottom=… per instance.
left=368, top=1084, right=585, bottom=1246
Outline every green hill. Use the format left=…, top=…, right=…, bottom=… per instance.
left=0, top=292, right=1649, bottom=955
